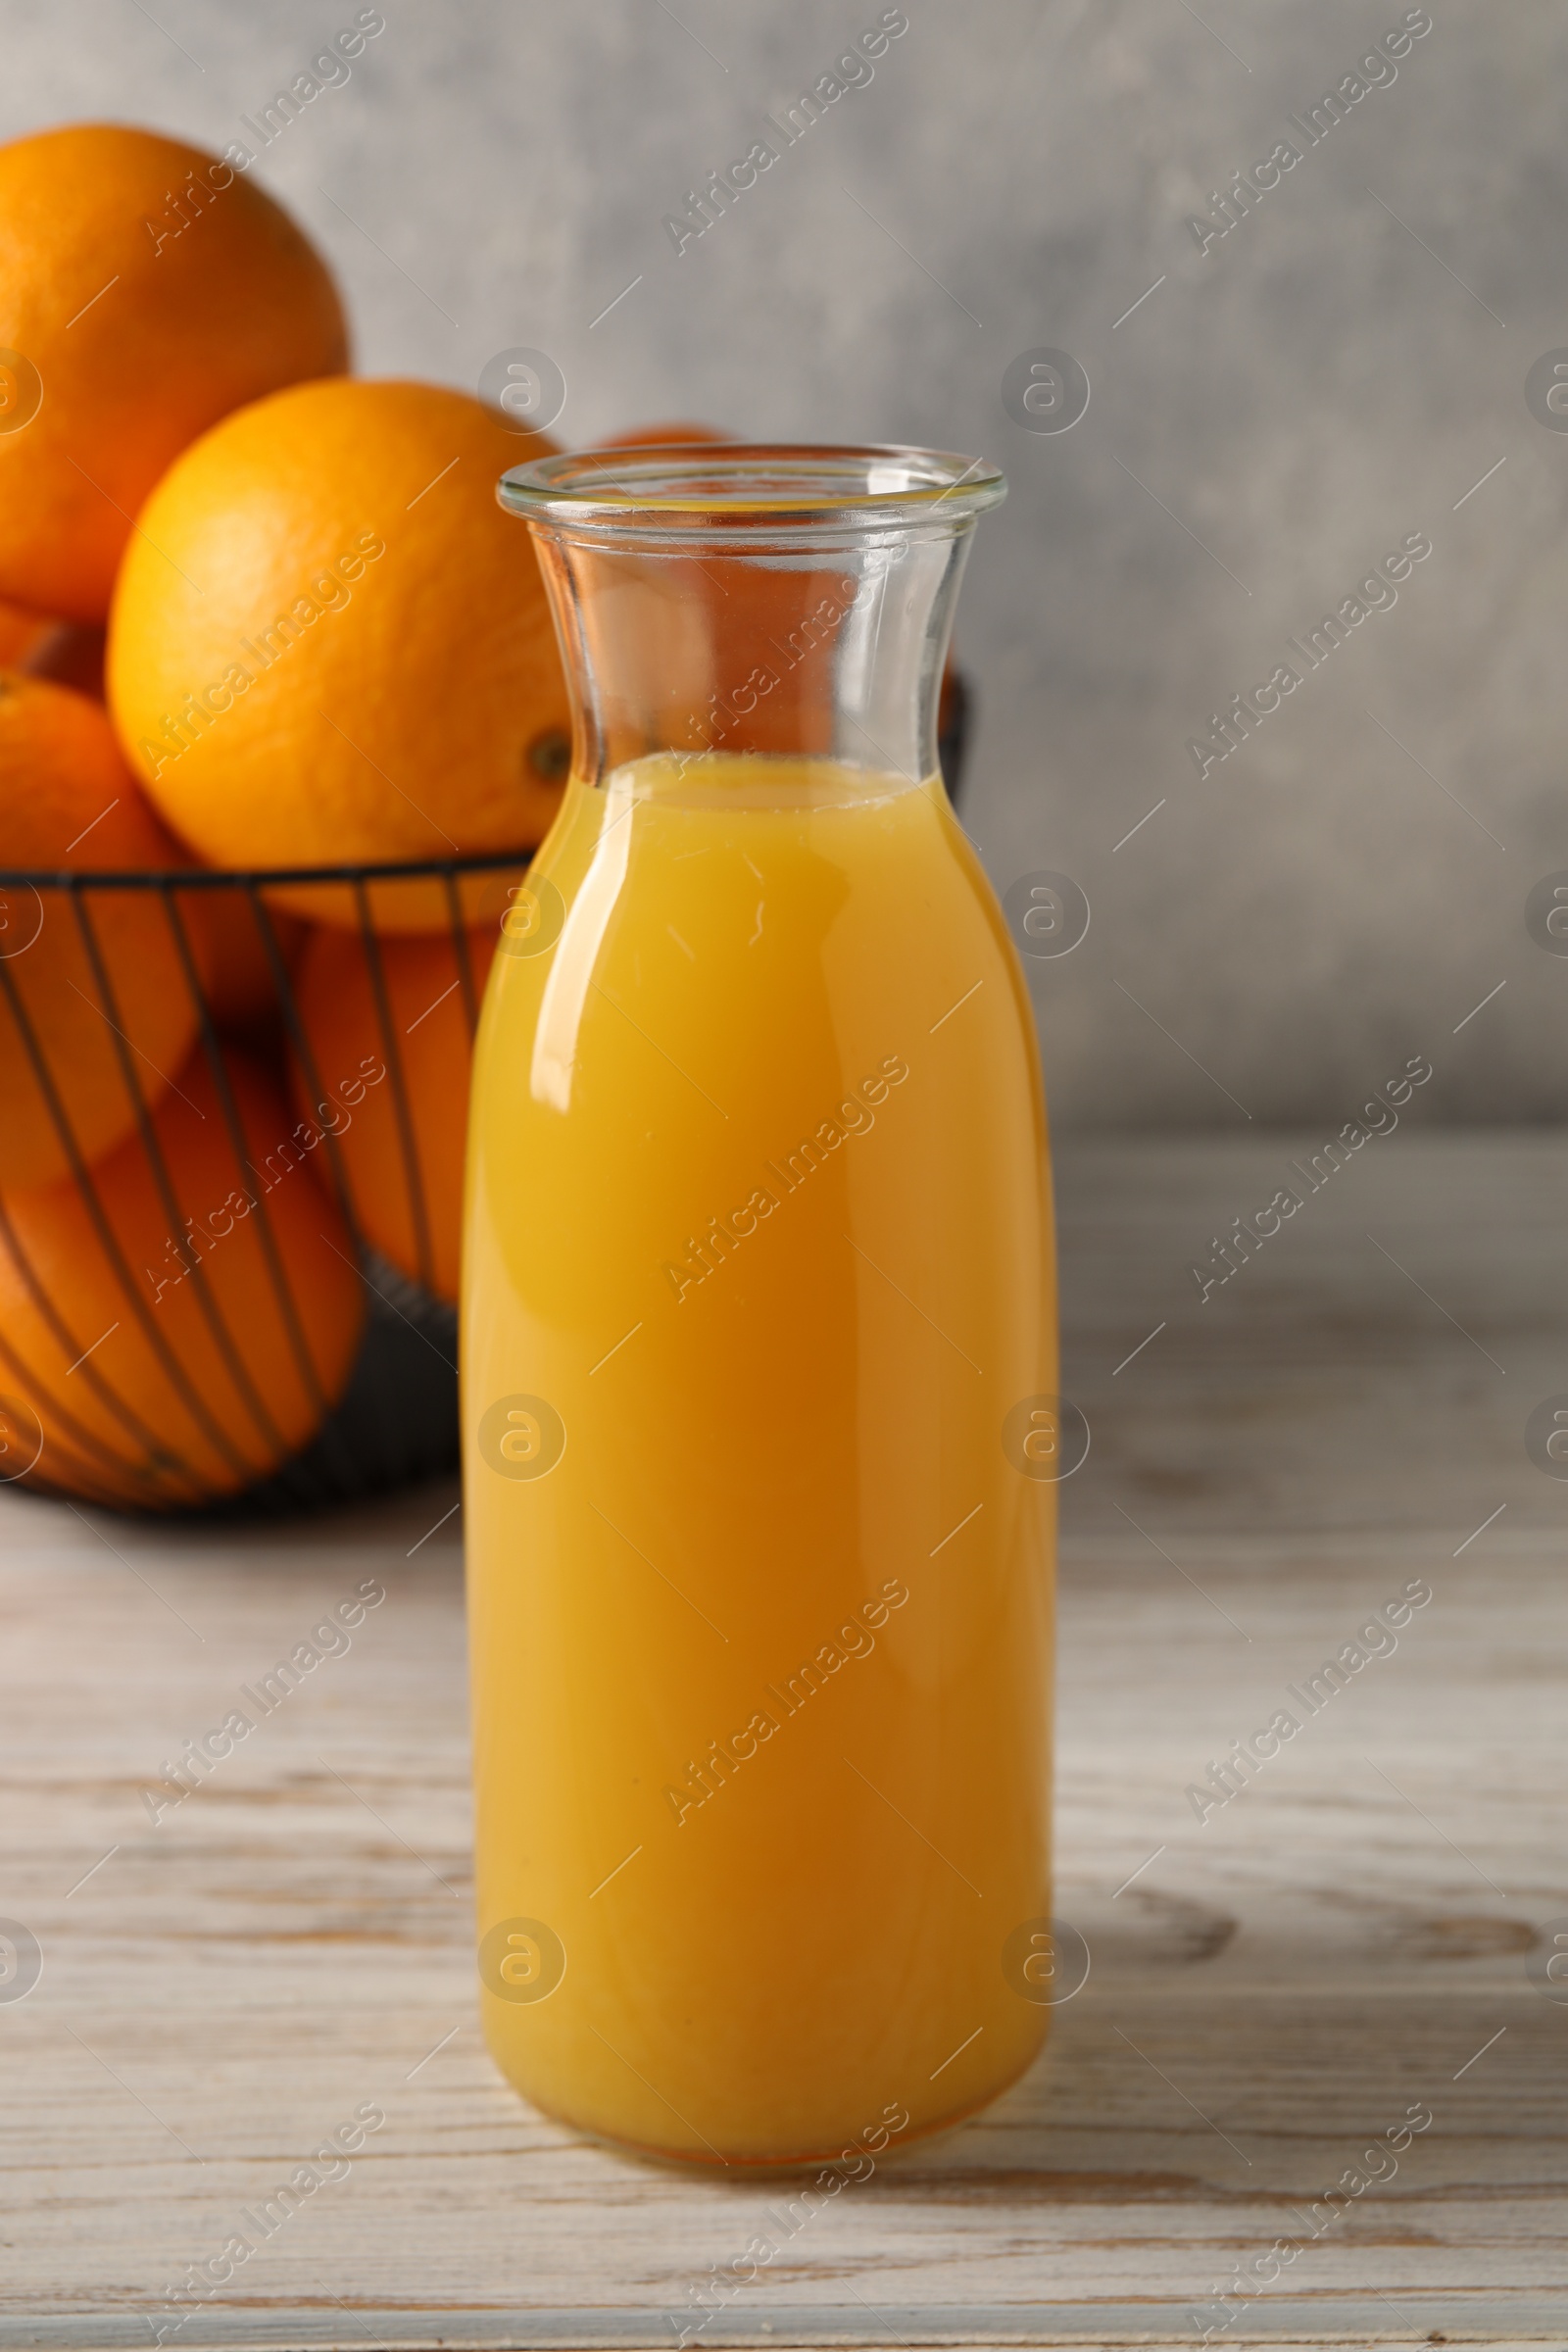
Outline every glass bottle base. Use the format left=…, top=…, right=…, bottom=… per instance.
left=490, top=2019, right=1049, bottom=2177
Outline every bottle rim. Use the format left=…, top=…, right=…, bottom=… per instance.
left=497, top=441, right=1006, bottom=537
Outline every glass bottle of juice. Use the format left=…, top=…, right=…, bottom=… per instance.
left=465, top=445, right=1056, bottom=2168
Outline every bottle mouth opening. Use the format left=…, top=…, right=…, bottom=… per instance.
left=497, top=441, right=1006, bottom=540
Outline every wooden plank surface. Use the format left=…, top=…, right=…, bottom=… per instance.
left=2, top=1132, right=1567, bottom=2351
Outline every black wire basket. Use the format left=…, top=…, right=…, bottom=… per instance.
left=0, top=684, right=970, bottom=1519
left=0, top=851, right=531, bottom=1517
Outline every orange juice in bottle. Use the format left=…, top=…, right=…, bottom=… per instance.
left=465, top=447, right=1056, bottom=2166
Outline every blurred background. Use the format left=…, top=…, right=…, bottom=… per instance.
left=5, top=0, right=1559, bottom=1130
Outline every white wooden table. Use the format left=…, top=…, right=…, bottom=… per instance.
left=3, top=1133, right=1566, bottom=2351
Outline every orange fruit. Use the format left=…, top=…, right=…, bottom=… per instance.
left=0, top=671, right=199, bottom=1190
left=291, top=920, right=497, bottom=1300
left=0, top=1050, right=364, bottom=1507
left=0, top=596, right=49, bottom=665
left=0, top=122, right=347, bottom=621
left=106, top=377, right=568, bottom=929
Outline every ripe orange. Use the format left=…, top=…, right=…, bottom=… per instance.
left=0, top=122, right=347, bottom=621
left=291, top=920, right=497, bottom=1300
left=0, top=671, right=198, bottom=1191
left=107, top=378, right=568, bottom=929
left=0, top=1051, right=365, bottom=1507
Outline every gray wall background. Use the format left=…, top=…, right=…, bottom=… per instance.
left=7, top=0, right=1564, bottom=1129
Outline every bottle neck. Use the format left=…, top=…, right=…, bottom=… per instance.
left=528, top=523, right=976, bottom=790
